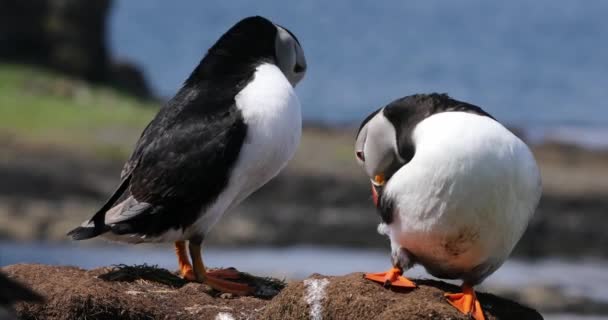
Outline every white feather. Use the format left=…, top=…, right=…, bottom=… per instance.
left=383, top=112, right=541, bottom=274
left=85, top=63, right=300, bottom=244
left=185, top=63, right=302, bottom=238
left=96, top=63, right=301, bottom=243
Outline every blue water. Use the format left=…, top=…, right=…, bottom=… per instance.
left=109, top=1, right=608, bottom=128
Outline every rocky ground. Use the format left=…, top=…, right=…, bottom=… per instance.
left=2, top=263, right=543, bottom=320
left=1, top=128, right=608, bottom=259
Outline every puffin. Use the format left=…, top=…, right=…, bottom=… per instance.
left=67, top=16, right=307, bottom=295
left=355, top=94, right=541, bottom=320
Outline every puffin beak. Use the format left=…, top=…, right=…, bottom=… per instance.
left=294, top=63, right=305, bottom=74
left=371, top=174, right=385, bottom=207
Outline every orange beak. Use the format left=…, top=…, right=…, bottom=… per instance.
left=371, top=183, right=380, bottom=207
left=371, top=174, right=385, bottom=207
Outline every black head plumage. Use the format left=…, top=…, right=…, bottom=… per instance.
left=185, top=16, right=279, bottom=86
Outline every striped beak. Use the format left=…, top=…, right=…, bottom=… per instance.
left=371, top=174, right=385, bottom=207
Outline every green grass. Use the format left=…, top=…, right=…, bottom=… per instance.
left=0, top=64, right=158, bottom=159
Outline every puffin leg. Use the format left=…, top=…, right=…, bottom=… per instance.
left=175, top=241, right=195, bottom=280
left=365, top=246, right=416, bottom=288
left=188, top=241, right=253, bottom=295
left=364, top=267, right=416, bottom=288
left=445, top=283, right=485, bottom=320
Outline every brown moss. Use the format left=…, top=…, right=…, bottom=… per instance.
left=3, top=264, right=542, bottom=320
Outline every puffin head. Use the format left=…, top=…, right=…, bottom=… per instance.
left=186, top=16, right=307, bottom=88
left=273, top=22, right=307, bottom=87
left=355, top=109, right=404, bottom=207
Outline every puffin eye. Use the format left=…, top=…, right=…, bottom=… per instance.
left=356, top=151, right=365, bottom=162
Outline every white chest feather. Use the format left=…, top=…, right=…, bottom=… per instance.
left=234, top=63, right=302, bottom=194
left=383, top=112, right=541, bottom=271
left=188, top=63, right=301, bottom=236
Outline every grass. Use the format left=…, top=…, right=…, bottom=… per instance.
left=0, top=63, right=159, bottom=159
left=0, top=63, right=362, bottom=172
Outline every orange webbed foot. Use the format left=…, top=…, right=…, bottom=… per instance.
left=445, top=284, right=485, bottom=320
left=180, top=267, right=196, bottom=281
left=181, top=267, right=253, bottom=295
left=204, top=274, right=254, bottom=296
left=207, top=267, right=241, bottom=280
left=364, top=267, right=416, bottom=288
left=176, top=241, right=255, bottom=296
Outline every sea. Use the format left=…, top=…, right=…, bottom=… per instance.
left=108, top=0, right=608, bottom=148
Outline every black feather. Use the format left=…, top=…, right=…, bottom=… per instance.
left=66, top=16, right=284, bottom=240
left=378, top=194, right=395, bottom=224
left=66, top=175, right=131, bottom=240
left=383, top=93, right=494, bottom=164
left=364, top=93, right=495, bottom=224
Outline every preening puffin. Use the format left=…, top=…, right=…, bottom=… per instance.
left=67, top=16, right=307, bottom=295
left=355, top=94, right=541, bottom=320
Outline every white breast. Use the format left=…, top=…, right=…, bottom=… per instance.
left=187, top=63, right=302, bottom=237
left=383, top=112, right=541, bottom=272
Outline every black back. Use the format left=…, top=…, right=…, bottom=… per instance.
left=383, top=93, right=494, bottom=163
left=357, top=93, right=494, bottom=165
left=68, top=16, right=283, bottom=239
left=185, top=16, right=279, bottom=87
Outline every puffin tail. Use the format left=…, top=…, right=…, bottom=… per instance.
left=66, top=224, right=107, bottom=240
left=67, top=175, right=131, bottom=240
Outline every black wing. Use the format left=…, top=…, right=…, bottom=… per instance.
left=384, top=93, right=494, bottom=163
left=68, top=89, right=248, bottom=239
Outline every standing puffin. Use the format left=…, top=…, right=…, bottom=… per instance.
left=67, top=16, right=307, bottom=295
left=355, top=94, right=541, bottom=320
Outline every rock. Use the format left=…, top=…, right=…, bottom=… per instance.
left=0, top=0, right=153, bottom=99
left=0, top=271, right=43, bottom=320
left=109, top=60, right=153, bottom=99
left=2, top=264, right=542, bottom=320
left=0, top=0, right=111, bottom=80
left=262, top=274, right=543, bottom=320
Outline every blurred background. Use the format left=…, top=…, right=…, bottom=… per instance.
left=1, top=0, right=607, bottom=318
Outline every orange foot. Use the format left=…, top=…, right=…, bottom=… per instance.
left=364, top=267, right=416, bottom=288
left=179, top=265, right=196, bottom=281
left=204, top=274, right=254, bottom=296
left=207, top=267, right=241, bottom=280
left=181, top=266, right=253, bottom=295
left=174, top=241, right=253, bottom=296
left=175, top=241, right=196, bottom=280
left=445, top=284, right=485, bottom=320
